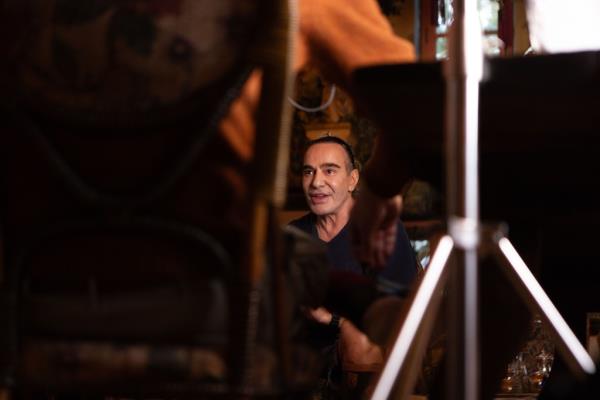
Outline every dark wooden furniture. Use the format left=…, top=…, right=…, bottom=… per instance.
left=0, top=1, right=308, bottom=398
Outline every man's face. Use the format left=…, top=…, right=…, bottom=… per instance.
left=302, top=142, right=359, bottom=217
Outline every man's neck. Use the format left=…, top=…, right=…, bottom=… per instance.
left=314, top=202, right=353, bottom=242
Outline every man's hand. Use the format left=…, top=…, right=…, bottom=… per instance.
left=351, top=182, right=403, bottom=270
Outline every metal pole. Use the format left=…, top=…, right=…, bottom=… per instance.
left=370, top=236, right=455, bottom=400
left=444, top=0, right=483, bottom=398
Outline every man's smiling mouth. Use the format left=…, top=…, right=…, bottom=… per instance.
left=310, top=193, right=330, bottom=203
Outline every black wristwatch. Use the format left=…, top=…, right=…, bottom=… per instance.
left=329, top=313, right=341, bottom=330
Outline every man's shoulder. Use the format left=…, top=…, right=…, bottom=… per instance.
left=288, top=212, right=315, bottom=234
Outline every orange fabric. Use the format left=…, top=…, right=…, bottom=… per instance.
left=218, top=70, right=262, bottom=164
left=296, top=0, right=415, bottom=93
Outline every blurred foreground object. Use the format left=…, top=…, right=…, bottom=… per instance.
left=526, top=0, right=600, bottom=54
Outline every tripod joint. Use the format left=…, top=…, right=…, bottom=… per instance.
left=448, top=216, right=480, bottom=250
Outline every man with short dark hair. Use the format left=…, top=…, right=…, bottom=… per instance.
left=288, top=136, right=418, bottom=397
left=290, top=136, right=417, bottom=294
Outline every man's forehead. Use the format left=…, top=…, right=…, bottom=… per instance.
left=304, top=142, right=349, bottom=164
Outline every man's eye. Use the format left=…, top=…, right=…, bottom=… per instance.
left=303, top=170, right=313, bottom=176
left=325, top=168, right=336, bottom=175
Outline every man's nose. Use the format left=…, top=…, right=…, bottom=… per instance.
left=310, top=170, right=324, bottom=187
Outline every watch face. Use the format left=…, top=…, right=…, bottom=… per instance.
left=5, top=0, right=259, bottom=124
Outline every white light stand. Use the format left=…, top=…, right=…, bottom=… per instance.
left=369, top=0, right=596, bottom=399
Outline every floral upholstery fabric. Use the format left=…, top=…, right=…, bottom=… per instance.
left=9, top=0, right=258, bottom=121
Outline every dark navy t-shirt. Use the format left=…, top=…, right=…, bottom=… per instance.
left=289, top=213, right=417, bottom=295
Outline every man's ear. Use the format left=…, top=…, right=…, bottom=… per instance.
left=350, top=168, right=359, bottom=191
